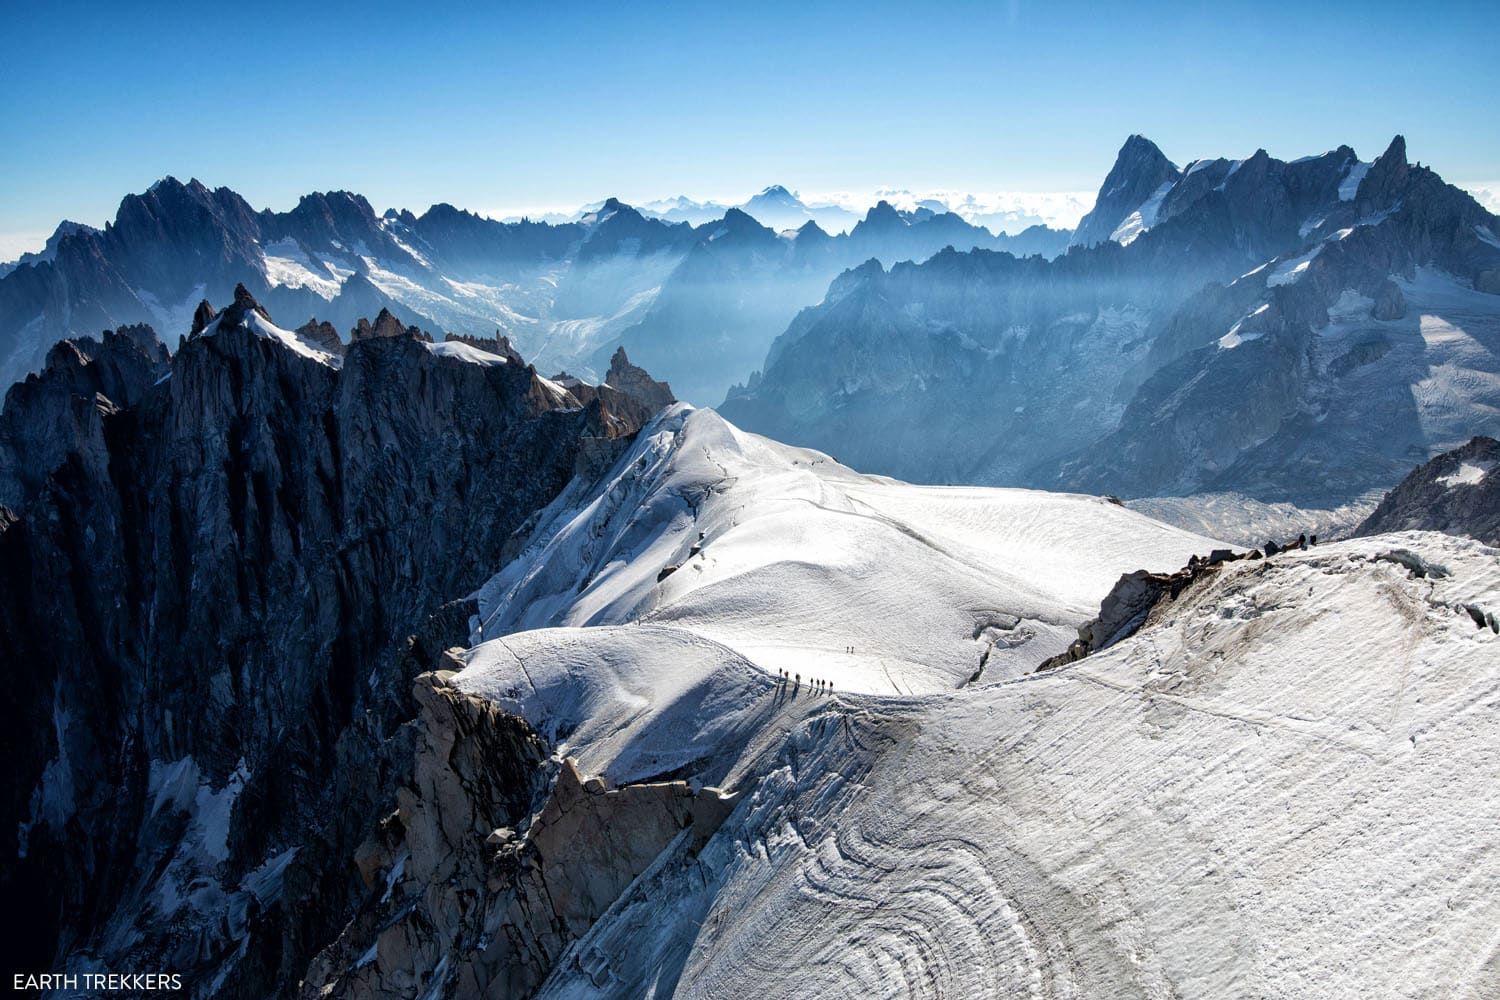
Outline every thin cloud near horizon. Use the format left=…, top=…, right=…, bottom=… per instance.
left=5, top=178, right=1499, bottom=264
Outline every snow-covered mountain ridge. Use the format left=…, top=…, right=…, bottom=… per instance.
left=725, top=134, right=1500, bottom=507
left=0, top=182, right=1068, bottom=405
left=302, top=403, right=1500, bottom=998
left=5, top=279, right=1498, bottom=993
left=0, top=287, right=678, bottom=993
left=471, top=405, right=1221, bottom=694
left=7, top=140, right=1500, bottom=998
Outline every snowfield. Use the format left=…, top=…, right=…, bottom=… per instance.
left=473, top=405, right=1221, bottom=694
left=442, top=406, right=1500, bottom=997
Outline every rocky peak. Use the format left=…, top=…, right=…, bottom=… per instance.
left=1072, top=134, right=1181, bottom=248
left=214, top=282, right=271, bottom=331
left=606, top=346, right=676, bottom=412
left=2, top=220, right=100, bottom=271
left=826, top=257, right=885, bottom=300
left=1356, top=436, right=1500, bottom=544
left=1040, top=547, right=1256, bottom=670
left=745, top=184, right=803, bottom=211
left=718, top=206, right=762, bottom=230
left=702, top=208, right=779, bottom=251
left=295, top=318, right=344, bottom=355
left=578, top=198, right=694, bottom=263
left=1356, top=134, right=1410, bottom=211
left=189, top=298, right=217, bottom=337
left=861, top=200, right=905, bottom=229
left=420, top=202, right=467, bottom=223
left=0, top=323, right=169, bottom=506
left=293, top=189, right=380, bottom=225
left=115, top=176, right=256, bottom=234
left=794, top=219, right=830, bottom=241
left=352, top=307, right=426, bottom=342
left=445, top=331, right=525, bottom=364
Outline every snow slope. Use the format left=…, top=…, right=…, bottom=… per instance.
left=473, top=405, right=1222, bottom=694
left=443, top=408, right=1500, bottom=998
left=457, top=625, right=776, bottom=785
left=464, top=527, right=1500, bottom=999
left=197, top=308, right=342, bottom=367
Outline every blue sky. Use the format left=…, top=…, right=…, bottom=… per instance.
left=2, top=0, right=1497, bottom=256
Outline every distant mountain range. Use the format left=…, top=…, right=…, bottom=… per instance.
left=723, top=134, right=1500, bottom=506
left=513, top=185, right=1093, bottom=235
left=0, top=184, right=1070, bottom=405
left=6, top=136, right=1498, bottom=508
left=629, top=186, right=861, bottom=233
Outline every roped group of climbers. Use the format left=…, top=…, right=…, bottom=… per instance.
left=776, top=668, right=833, bottom=693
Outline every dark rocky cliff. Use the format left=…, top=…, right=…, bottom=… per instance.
left=0, top=289, right=672, bottom=995
left=1355, top=436, right=1500, bottom=544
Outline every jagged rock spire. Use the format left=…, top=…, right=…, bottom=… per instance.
left=351, top=307, right=428, bottom=342
left=1072, top=134, right=1181, bottom=248
left=216, top=283, right=271, bottom=330
left=1355, top=134, right=1410, bottom=211
left=189, top=299, right=217, bottom=337
left=606, top=347, right=675, bottom=411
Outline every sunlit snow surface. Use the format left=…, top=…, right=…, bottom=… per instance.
left=1109, top=179, right=1174, bottom=246
left=452, top=407, right=1500, bottom=997
left=1266, top=244, right=1323, bottom=287
left=195, top=308, right=342, bottom=367
left=260, top=238, right=342, bottom=298
left=1339, top=160, right=1372, bottom=201
left=471, top=406, right=1220, bottom=695
left=1438, top=460, right=1495, bottom=488
left=421, top=339, right=508, bottom=365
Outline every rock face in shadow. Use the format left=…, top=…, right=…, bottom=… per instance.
left=725, top=135, right=1500, bottom=505
left=1355, top=436, right=1500, bottom=544
left=0, top=288, right=672, bottom=995
left=1049, top=136, right=1500, bottom=504
left=0, top=324, right=170, bottom=506
left=301, top=671, right=738, bottom=1000
left=352, top=306, right=429, bottom=342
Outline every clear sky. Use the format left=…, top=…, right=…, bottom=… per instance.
left=2, top=0, right=1497, bottom=257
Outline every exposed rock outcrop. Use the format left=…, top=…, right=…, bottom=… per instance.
left=1071, top=134, right=1181, bottom=248
left=302, top=672, right=737, bottom=999
left=352, top=306, right=431, bottom=342
left=190, top=298, right=218, bottom=337
left=446, top=331, right=525, bottom=364
left=295, top=318, right=345, bottom=355
left=1355, top=436, right=1500, bottom=544
left=0, top=288, right=674, bottom=995
left=1039, top=547, right=1257, bottom=670
left=605, top=346, right=676, bottom=412
left=0, top=324, right=170, bottom=506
